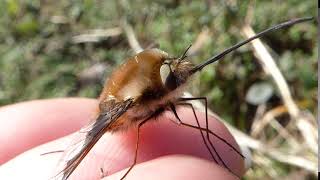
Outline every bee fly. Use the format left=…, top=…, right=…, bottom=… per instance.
left=55, top=17, right=313, bottom=179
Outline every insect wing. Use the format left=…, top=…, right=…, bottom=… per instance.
left=53, top=99, right=133, bottom=180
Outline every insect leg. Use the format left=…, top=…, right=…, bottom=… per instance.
left=178, top=97, right=242, bottom=178
left=120, top=118, right=150, bottom=180
left=178, top=97, right=243, bottom=156
left=40, top=150, right=64, bottom=156
left=169, top=103, right=218, bottom=164
left=100, top=167, right=108, bottom=179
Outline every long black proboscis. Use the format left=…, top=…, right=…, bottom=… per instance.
left=191, top=17, right=314, bottom=73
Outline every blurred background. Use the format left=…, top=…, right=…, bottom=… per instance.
left=0, top=0, right=317, bottom=179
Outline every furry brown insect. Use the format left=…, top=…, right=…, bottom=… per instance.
left=54, top=17, right=313, bottom=180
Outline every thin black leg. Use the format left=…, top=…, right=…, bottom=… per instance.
left=120, top=118, right=150, bottom=180
left=100, top=167, right=108, bottom=178
left=178, top=97, right=242, bottom=178
left=178, top=97, right=244, bottom=157
left=169, top=103, right=218, bottom=164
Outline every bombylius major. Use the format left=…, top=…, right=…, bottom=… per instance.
left=53, top=17, right=313, bottom=180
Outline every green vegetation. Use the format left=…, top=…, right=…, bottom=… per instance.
left=0, top=1, right=317, bottom=179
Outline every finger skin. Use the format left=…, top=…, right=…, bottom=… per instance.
left=105, top=155, right=236, bottom=180
left=0, top=98, right=245, bottom=179
left=0, top=98, right=97, bottom=164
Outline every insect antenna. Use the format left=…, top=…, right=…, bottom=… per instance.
left=177, top=44, right=192, bottom=62
left=164, top=44, right=192, bottom=64
left=190, top=17, right=314, bottom=73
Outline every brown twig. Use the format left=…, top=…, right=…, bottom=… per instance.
left=72, top=27, right=122, bottom=44
left=187, top=27, right=211, bottom=56
left=241, top=25, right=318, bottom=154
left=251, top=105, right=287, bottom=137
left=121, top=18, right=143, bottom=53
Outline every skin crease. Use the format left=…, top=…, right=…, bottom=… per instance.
left=0, top=98, right=245, bottom=180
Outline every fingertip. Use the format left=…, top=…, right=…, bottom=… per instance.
left=104, top=155, right=237, bottom=180
left=1, top=105, right=245, bottom=179
left=65, top=107, right=245, bottom=178
left=0, top=137, right=68, bottom=180
left=0, top=98, right=97, bottom=163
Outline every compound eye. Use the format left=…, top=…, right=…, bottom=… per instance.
left=164, top=71, right=178, bottom=90
left=161, top=62, right=179, bottom=90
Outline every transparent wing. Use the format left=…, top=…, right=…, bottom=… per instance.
left=52, top=99, right=133, bottom=180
